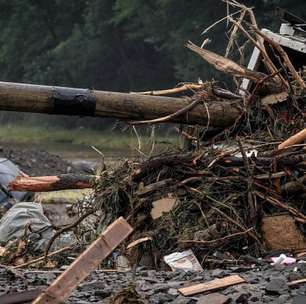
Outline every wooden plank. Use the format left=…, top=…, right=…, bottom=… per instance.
left=262, top=29, right=306, bottom=54
left=33, top=217, right=133, bottom=304
left=178, top=275, right=246, bottom=296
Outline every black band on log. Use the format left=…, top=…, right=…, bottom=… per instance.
left=52, top=88, right=96, bottom=115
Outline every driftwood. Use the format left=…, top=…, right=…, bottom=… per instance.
left=186, top=41, right=268, bottom=81
left=9, top=174, right=96, bottom=192
left=33, top=217, right=133, bottom=304
left=0, top=81, right=242, bottom=127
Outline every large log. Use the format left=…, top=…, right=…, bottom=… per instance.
left=0, top=81, right=241, bottom=127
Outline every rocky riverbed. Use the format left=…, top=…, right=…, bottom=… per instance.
left=1, top=264, right=306, bottom=303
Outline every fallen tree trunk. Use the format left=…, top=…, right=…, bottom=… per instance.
left=0, top=81, right=241, bottom=127
left=9, top=174, right=95, bottom=192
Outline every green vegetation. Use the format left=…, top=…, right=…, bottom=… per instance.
left=0, top=124, right=179, bottom=151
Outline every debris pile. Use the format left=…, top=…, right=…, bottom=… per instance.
left=81, top=1, right=306, bottom=267
left=0, top=2, right=306, bottom=303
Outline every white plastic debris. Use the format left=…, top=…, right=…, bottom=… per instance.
left=271, top=254, right=296, bottom=265
left=211, top=144, right=258, bottom=158
left=163, top=249, right=203, bottom=272
left=234, top=149, right=258, bottom=158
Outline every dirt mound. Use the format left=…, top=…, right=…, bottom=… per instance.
left=0, top=146, right=78, bottom=176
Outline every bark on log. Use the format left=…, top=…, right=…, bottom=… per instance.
left=0, top=81, right=241, bottom=127
left=9, top=174, right=95, bottom=192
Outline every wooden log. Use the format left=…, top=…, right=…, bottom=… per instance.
left=0, top=81, right=241, bottom=127
left=33, top=217, right=133, bottom=304
left=9, top=174, right=96, bottom=192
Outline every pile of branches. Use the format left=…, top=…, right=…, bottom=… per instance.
left=86, top=1, right=306, bottom=264
left=88, top=141, right=306, bottom=260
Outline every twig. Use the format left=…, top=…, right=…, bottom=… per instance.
left=129, top=97, right=203, bottom=125
left=180, top=228, right=253, bottom=245
left=255, top=191, right=306, bottom=223
left=228, top=17, right=286, bottom=86
left=148, top=125, right=156, bottom=157
left=225, top=9, right=246, bottom=57
left=44, top=209, right=95, bottom=260
left=14, top=244, right=75, bottom=269
left=132, top=126, right=142, bottom=151
left=201, top=9, right=243, bottom=34
left=210, top=205, right=261, bottom=245
left=132, top=83, right=204, bottom=96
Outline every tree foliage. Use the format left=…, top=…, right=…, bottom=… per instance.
left=0, top=0, right=304, bottom=128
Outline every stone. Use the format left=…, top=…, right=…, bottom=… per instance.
left=197, top=292, right=230, bottom=304
left=149, top=292, right=176, bottom=303
left=265, top=278, right=288, bottom=295
left=293, top=295, right=306, bottom=304
left=236, top=293, right=251, bottom=303
left=173, top=297, right=197, bottom=304
left=168, top=288, right=179, bottom=296
left=94, top=288, right=112, bottom=299
left=274, top=294, right=291, bottom=304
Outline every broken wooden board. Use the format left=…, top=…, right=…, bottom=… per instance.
left=261, top=214, right=306, bottom=251
left=151, top=197, right=176, bottom=219
left=178, top=275, right=246, bottom=296
left=33, top=217, right=133, bottom=304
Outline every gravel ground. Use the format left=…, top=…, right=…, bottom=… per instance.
left=0, top=264, right=305, bottom=303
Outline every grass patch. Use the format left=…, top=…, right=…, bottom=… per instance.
left=0, top=124, right=180, bottom=151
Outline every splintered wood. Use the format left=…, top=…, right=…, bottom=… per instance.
left=278, top=128, right=306, bottom=150
left=178, top=275, right=246, bottom=296
left=33, top=217, right=133, bottom=304
left=9, top=174, right=95, bottom=192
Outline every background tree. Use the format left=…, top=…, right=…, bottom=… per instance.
left=0, top=0, right=304, bottom=129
